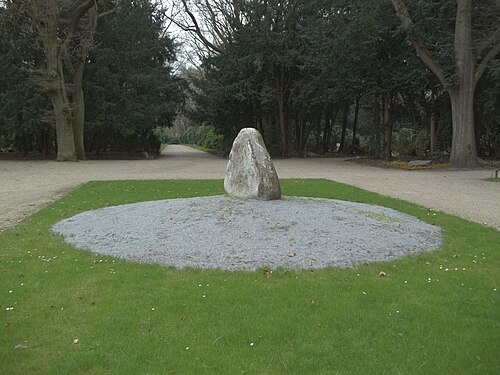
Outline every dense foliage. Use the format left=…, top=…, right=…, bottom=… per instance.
left=0, top=0, right=184, bottom=157
left=84, top=0, right=184, bottom=156
left=183, top=0, right=499, bottom=160
left=0, top=2, right=52, bottom=154
left=178, top=125, right=224, bottom=151
left=1, top=0, right=498, bottom=160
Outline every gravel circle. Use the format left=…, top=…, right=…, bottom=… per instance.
left=52, top=195, right=442, bottom=271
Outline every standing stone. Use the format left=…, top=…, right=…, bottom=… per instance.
left=224, top=128, right=281, bottom=200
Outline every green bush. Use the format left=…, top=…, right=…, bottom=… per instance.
left=414, top=129, right=430, bottom=157
left=393, top=128, right=416, bottom=157
left=180, top=125, right=223, bottom=151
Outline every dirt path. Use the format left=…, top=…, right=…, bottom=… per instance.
left=1, top=145, right=498, bottom=230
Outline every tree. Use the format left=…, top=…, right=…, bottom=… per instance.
left=84, top=0, right=184, bottom=155
left=0, top=2, right=53, bottom=154
left=172, top=0, right=498, bottom=160
left=391, top=0, right=500, bottom=168
left=24, top=0, right=115, bottom=161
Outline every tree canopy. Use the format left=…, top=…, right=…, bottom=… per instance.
left=1, top=0, right=498, bottom=164
left=0, top=0, right=184, bottom=158
left=172, top=0, right=499, bottom=166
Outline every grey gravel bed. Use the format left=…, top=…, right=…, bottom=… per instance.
left=52, top=195, right=442, bottom=271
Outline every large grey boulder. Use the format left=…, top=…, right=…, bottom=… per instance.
left=224, top=128, right=281, bottom=200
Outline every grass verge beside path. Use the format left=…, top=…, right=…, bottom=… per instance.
left=187, top=144, right=221, bottom=155
left=483, top=177, right=500, bottom=183
left=1, top=179, right=498, bottom=374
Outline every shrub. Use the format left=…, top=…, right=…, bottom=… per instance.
left=393, top=128, right=416, bottom=157
left=180, top=125, right=223, bottom=151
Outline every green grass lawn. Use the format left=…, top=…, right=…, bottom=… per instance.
left=1, top=179, right=498, bottom=374
left=187, top=144, right=221, bottom=155
left=483, top=177, right=500, bottom=183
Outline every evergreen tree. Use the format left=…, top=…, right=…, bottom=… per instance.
left=83, top=0, right=184, bottom=155
left=0, top=1, right=53, bottom=155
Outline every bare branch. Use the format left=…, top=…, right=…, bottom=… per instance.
left=97, top=7, right=116, bottom=20
left=475, top=37, right=500, bottom=84
left=203, top=0, right=226, bottom=43
left=164, top=6, right=182, bottom=32
left=164, top=12, right=197, bottom=33
left=59, top=0, right=114, bottom=61
left=180, top=0, right=223, bottom=54
left=59, top=0, right=96, bottom=59
left=476, top=24, right=500, bottom=58
left=391, top=0, right=446, bottom=85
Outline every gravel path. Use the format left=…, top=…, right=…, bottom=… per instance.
left=1, top=145, right=499, bottom=230
left=52, top=195, right=442, bottom=270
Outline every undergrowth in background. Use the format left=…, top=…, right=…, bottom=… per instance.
left=0, top=179, right=498, bottom=374
left=388, top=160, right=450, bottom=170
left=178, top=126, right=224, bottom=152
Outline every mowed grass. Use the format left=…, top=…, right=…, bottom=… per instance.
left=0, top=179, right=498, bottom=374
left=484, top=177, right=500, bottom=183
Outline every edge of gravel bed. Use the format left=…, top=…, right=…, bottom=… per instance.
left=52, top=195, right=443, bottom=271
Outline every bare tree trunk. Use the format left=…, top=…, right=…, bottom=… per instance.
left=351, top=94, right=360, bottom=153
left=383, top=94, right=393, bottom=161
left=390, top=0, right=496, bottom=168
left=449, top=87, right=476, bottom=167
left=294, top=112, right=305, bottom=157
left=430, top=111, right=437, bottom=154
left=276, top=73, right=288, bottom=157
left=72, top=61, right=86, bottom=160
left=51, top=96, right=77, bottom=161
left=25, top=1, right=114, bottom=161
left=322, top=107, right=335, bottom=154
left=259, top=116, right=265, bottom=141
left=315, top=116, right=321, bottom=153
left=338, top=102, right=349, bottom=153
left=46, top=43, right=77, bottom=161
left=448, top=0, right=478, bottom=168
left=373, top=98, right=381, bottom=157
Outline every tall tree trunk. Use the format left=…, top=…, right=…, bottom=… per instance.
left=73, top=61, right=86, bottom=160
left=383, top=94, right=393, bottom=161
left=276, top=72, right=288, bottom=157
left=448, top=87, right=476, bottom=167
left=315, top=116, right=321, bottom=153
left=373, top=97, right=381, bottom=157
left=351, top=94, right=360, bottom=153
left=391, top=0, right=494, bottom=168
left=338, top=102, right=349, bottom=153
left=448, top=0, right=477, bottom=168
left=430, top=111, right=437, bottom=154
left=51, top=94, right=77, bottom=161
left=46, top=43, right=77, bottom=161
left=322, top=107, right=335, bottom=154
left=294, top=112, right=305, bottom=157
left=406, top=94, right=419, bottom=127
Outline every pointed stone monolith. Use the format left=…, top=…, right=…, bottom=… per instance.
left=224, top=128, right=281, bottom=200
